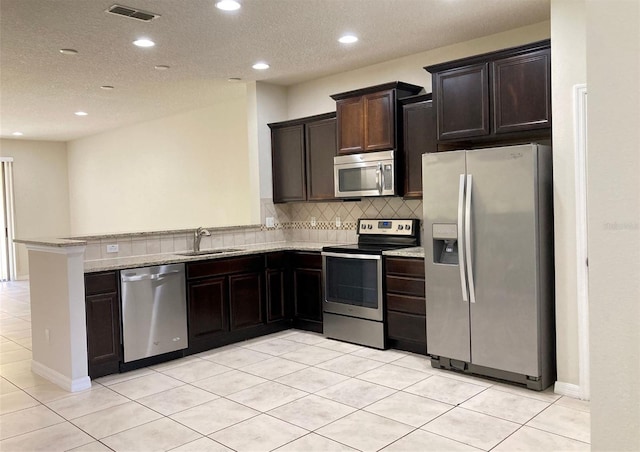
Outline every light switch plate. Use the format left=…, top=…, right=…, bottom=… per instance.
left=311, top=217, right=317, bottom=227
left=266, top=217, right=275, bottom=228
left=106, top=244, right=119, bottom=253
left=336, top=216, right=341, bottom=227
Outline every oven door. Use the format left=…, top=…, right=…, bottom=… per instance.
left=322, top=251, right=383, bottom=321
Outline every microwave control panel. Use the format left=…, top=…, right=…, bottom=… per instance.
left=358, top=219, right=418, bottom=236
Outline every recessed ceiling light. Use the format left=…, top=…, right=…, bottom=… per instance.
left=100, top=85, right=114, bottom=90
left=228, top=77, right=242, bottom=82
left=12, top=132, right=23, bottom=136
left=154, top=65, right=170, bottom=70
left=74, top=111, right=88, bottom=116
left=133, top=38, right=155, bottom=48
left=59, top=48, right=78, bottom=55
left=252, top=62, right=269, bottom=70
left=338, top=34, right=358, bottom=44
left=216, top=0, right=241, bottom=11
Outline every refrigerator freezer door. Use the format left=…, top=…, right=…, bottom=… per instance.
left=465, top=144, right=541, bottom=376
left=422, top=151, right=470, bottom=362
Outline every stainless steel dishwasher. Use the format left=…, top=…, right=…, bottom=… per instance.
left=120, top=263, right=188, bottom=363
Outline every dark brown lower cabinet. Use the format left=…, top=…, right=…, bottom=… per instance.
left=266, top=252, right=289, bottom=323
left=85, top=271, right=121, bottom=379
left=229, top=272, right=263, bottom=330
left=186, top=254, right=284, bottom=354
left=188, top=276, right=228, bottom=344
left=291, top=252, right=323, bottom=333
left=385, top=257, right=427, bottom=354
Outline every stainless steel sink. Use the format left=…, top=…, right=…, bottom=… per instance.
left=175, top=249, right=241, bottom=257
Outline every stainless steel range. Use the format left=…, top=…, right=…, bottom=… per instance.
left=321, top=218, right=420, bottom=349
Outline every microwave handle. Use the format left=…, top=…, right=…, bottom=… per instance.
left=376, top=162, right=383, bottom=194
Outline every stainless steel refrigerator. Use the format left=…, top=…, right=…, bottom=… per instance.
left=422, top=143, right=555, bottom=390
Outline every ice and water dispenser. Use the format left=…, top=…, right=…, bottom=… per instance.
left=432, top=223, right=459, bottom=265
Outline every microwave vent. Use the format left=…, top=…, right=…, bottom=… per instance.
left=106, top=5, right=159, bottom=22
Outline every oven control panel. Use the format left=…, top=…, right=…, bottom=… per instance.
left=357, top=219, right=418, bottom=236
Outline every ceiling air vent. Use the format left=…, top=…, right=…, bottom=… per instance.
left=106, top=5, right=160, bottom=22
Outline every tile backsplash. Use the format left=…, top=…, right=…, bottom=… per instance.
left=81, top=197, right=422, bottom=261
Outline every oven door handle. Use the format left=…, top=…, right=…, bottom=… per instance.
left=321, top=252, right=382, bottom=261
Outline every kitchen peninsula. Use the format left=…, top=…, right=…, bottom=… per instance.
left=18, top=226, right=425, bottom=391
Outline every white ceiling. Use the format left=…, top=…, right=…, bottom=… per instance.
left=0, top=0, right=550, bottom=142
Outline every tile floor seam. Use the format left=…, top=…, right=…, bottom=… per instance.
left=0, top=404, right=67, bottom=441
left=487, top=423, right=527, bottom=451
left=522, top=423, right=592, bottom=445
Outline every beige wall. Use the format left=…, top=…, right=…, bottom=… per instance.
left=287, top=22, right=550, bottom=118
left=66, top=86, right=253, bottom=235
left=0, top=139, right=70, bottom=278
left=245, top=82, right=288, bottom=207
left=550, top=0, right=587, bottom=388
left=586, top=0, right=640, bottom=449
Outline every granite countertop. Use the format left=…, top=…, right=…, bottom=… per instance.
left=14, top=237, right=87, bottom=247
left=83, top=241, right=329, bottom=273
left=383, top=246, right=425, bottom=258
left=85, top=243, right=425, bottom=272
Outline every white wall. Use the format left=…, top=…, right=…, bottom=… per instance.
left=550, top=0, right=587, bottom=390
left=67, top=86, right=253, bottom=235
left=245, top=82, right=288, bottom=210
left=287, top=22, right=550, bottom=118
left=586, top=0, right=640, bottom=449
left=0, top=139, right=71, bottom=278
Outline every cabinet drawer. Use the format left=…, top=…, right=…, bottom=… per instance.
left=290, top=252, right=321, bottom=269
left=387, top=293, right=426, bottom=316
left=187, top=255, right=263, bottom=279
left=85, top=271, right=118, bottom=295
left=385, top=257, right=424, bottom=277
left=387, top=311, right=426, bottom=343
left=266, top=252, right=287, bottom=269
left=386, top=276, right=425, bottom=297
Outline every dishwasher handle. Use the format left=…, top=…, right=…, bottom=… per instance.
left=121, top=269, right=182, bottom=283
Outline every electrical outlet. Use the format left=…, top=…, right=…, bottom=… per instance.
left=265, top=217, right=275, bottom=228
left=311, top=217, right=317, bottom=227
left=106, top=244, right=119, bottom=253
left=45, top=328, right=50, bottom=343
left=336, top=216, right=341, bottom=227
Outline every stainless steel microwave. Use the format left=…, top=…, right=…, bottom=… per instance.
left=334, top=150, right=396, bottom=198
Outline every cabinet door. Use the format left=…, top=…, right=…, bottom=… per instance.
left=229, top=272, right=263, bottom=330
left=434, top=63, right=490, bottom=140
left=364, top=89, right=395, bottom=151
left=266, top=268, right=286, bottom=322
left=492, top=48, right=551, bottom=134
left=85, top=292, right=121, bottom=378
left=402, top=99, right=436, bottom=198
left=188, top=277, right=228, bottom=342
left=305, top=117, right=337, bottom=201
left=271, top=124, right=306, bottom=202
left=336, top=96, right=364, bottom=154
left=293, top=268, right=323, bottom=323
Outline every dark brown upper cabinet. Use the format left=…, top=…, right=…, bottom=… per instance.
left=269, top=112, right=337, bottom=203
left=331, top=82, right=423, bottom=155
left=425, top=40, right=551, bottom=145
left=400, top=94, right=436, bottom=199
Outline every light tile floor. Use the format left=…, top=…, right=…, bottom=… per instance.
left=1, top=280, right=591, bottom=451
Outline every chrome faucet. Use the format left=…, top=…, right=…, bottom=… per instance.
left=193, top=227, right=211, bottom=252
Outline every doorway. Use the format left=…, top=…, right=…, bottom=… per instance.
left=574, top=84, right=590, bottom=400
left=0, top=158, right=17, bottom=281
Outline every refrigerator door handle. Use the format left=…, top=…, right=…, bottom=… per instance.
left=458, top=174, right=468, bottom=302
left=465, top=174, right=477, bottom=304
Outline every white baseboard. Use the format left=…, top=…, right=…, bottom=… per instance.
left=554, top=381, right=585, bottom=399
left=31, top=361, right=91, bottom=392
